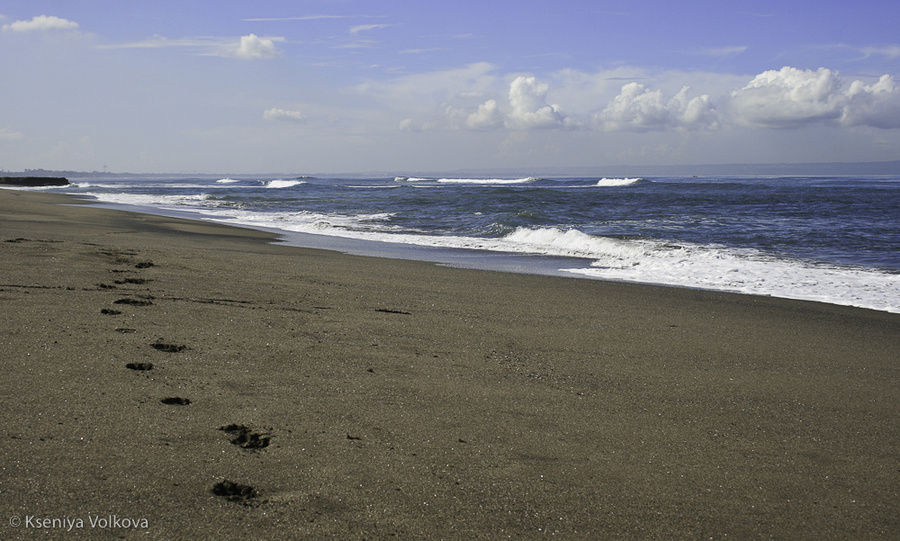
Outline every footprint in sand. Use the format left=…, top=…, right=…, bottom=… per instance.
left=125, top=362, right=153, bottom=371
left=161, top=397, right=191, bottom=405
left=220, top=424, right=272, bottom=450
left=114, top=277, right=150, bottom=285
left=211, top=480, right=256, bottom=502
left=114, top=298, right=153, bottom=306
left=151, top=342, right=186, bottom=353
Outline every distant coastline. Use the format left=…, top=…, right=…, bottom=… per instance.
left=0, top=176, right=69, bottom=187
left=3, top=160, right=900, bottom=179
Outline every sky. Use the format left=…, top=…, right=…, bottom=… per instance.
left=1, top=0, right=899, bottom=174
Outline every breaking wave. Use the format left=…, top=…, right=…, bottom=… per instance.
left=596, top=177, right=643, bottom=187
left=437, top=177, right=539, bottom=185
left=265, top=179, right=306, bottom=189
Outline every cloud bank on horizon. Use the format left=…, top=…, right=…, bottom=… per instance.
left=1, top=1, right=899, bottom=174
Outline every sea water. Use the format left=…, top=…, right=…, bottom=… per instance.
left=22, top=174, right=900, bottom=313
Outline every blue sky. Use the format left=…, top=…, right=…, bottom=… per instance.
left=1, top=0, right=899, bottom=174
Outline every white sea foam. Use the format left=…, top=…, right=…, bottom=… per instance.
left=200, top=207, right=400, bottom=234
left=72, top=190, right=900, bottom=313
left=72, top=182, right=146, bottom=189
left=561, top=242, right=899, bottom=313
left=436, top=177, right=537, bottom=185
left=502, top=227, right=648, bottom=259
left=265, top=179, right=306, bottom=189
left=76, top=182, right=230, bottom=190
left=216, top=178, right=241, bottom=184
left=76, top=191, right=231, bottom=209
left=495, top=227, right=900, bottom=312
left=596, top=177, right=643, bottom=187
left=218, top=213, right=900, bottom=314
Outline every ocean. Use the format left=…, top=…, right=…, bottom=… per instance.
left=20, top=174, right=900, bottom=313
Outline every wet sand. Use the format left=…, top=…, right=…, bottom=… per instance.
left=1, top=189, right=898, bottom=539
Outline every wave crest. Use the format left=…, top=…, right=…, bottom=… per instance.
left=596, top=177, right=643, bottom=187
left=265, top=179, right=306, bottom=189
left=437, top=177, right=539, bottom=185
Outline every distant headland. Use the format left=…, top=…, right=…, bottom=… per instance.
left=0, top=177, right=69, bottom=187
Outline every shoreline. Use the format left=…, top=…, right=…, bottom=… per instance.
left=36, top=188, right=900, bottom=314
left=66, top=194, right=601, bottom=282
left=2, top=189, right=898, bottom=539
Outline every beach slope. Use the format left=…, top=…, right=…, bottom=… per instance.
left=1, top=190, right=898, bottom=539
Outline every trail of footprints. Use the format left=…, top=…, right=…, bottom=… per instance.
left=99, top=248, right=264, bottom=504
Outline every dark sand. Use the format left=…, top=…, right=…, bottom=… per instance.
left=1, top=190, right=898, bottom=539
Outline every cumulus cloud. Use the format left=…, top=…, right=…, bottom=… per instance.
left=466, top=99, right=503, bottom=130
left=597, top=83, right=718, bottom=131
left=841, top=74, right=900, bottom=128
left=729, top=67, right=844, bottom=128
left=447, top=76, right=578, bottom=131
left=233, top=34, right=281, bottom=59
left=263, top=108, right=306, bottom=123
left=729, top=66, right=900, bottom=129
left=356, top=62, right=500, bottom=130
left=505, top=76, right=576, bottom=129
left=395, top=64, right=899, bottom=134
left=2, top=14, right=78, bottom=32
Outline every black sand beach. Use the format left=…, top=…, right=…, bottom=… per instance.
left=1, top=190, right=898, bottom=539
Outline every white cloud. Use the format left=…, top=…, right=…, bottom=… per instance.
left=0, top=128, right=25, bottom=141
left=433, top=71, right=727, bottom=133
left=466, top=99, right=503, bottom=130
left=857, top=45, right=900, bottom=60
left=505, top=76, right=576, bottom=129
left=350, top=24, right=391, bottom=35
left=442, top=75, right=578, bottom=131
left=334, top=40, right=377, bottom=50
left=2, top=14, right=78, bottom=32
left=263, top=108, right=306, bottom=123
left=729, top=67, right=844, bottom=128
left=670, top=87, right=719, bottom=130
left=369, top=63, right=899, bottom=136
left=694, top=45, right=748, bottom=58
left=96, top=34, right=283, bottom=59
left=730, top=66, right=900, bottom=129
left=355, top=62, right=500, bottom=108
left=597, top=83, right=718, bottom=132
left=97, top=35, right=214, bottom=50
left=233, top=34, right=281, bottom=59
left=399, top=47, right=446, bottom=55
left=841, top=74, right=900, bottom=129
left=243, top=15, right=348, bottom=22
